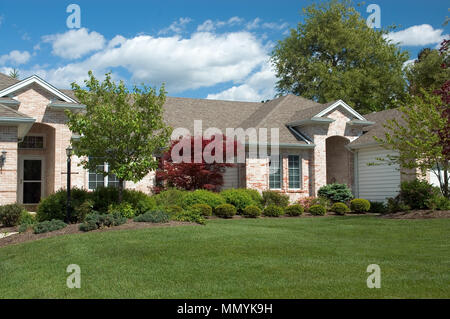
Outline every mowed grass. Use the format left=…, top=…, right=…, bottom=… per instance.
left=0, top=216, right=449, bottom=298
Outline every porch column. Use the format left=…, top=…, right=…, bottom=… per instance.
left=312, top=137, right=327, bottom=195
left=0, top=126, right=18, bottom=205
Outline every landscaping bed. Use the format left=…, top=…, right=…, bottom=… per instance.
left=381, top=210, right=450, bottom=219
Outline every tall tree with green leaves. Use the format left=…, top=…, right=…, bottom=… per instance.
left=67, top=71, right=172, bottom=202
left=374, top=90, right=449, bottom=198
left=406, top=48, right=450, bottom=96
left=271, top=0, right=409, bottom=114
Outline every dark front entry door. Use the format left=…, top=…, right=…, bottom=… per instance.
left=23, top=159, right=42, bottom=204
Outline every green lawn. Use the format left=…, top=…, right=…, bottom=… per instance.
left=0, top=216, right=449, bottom=298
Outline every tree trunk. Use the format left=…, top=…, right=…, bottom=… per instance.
left=118, top=179, right=124, bottom=203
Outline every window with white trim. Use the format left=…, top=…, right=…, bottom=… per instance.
left=88, top=159, right=119, bottom=190
left=288, top=155, right=301, bottom=189
left=269, top=155, right=282, bottom=189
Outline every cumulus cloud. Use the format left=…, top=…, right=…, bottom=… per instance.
left=386, top=24, right=449, bottom=46
left=158, top=17, right=192, bottom=35
left=0, top=50, right=31, bottom=65
left=42, top=28, right=106, bottom=59
left=197, top=16, right=244, bottom=32
left=206, top=61, right=277, bottom=102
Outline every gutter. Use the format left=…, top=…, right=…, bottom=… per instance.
left=347, top=141, right=380, bottom=150
left=246, top=142, right=315, bottom=149
left=0, top=99, right=20, bottom=106
left=48, top=102, right=86, bottom=110
left=286, top=117, right=334, bottom=127
left=0, top=117, right=36, bottom=140
left=347, top=120, right=375, bottom=126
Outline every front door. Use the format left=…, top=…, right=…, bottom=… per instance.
left=20, top=158, right=44, bottom=204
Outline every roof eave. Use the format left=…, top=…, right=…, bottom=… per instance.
left=347, top=120, right=376, bottom=126
left=287, top=117, right=335, bottom=127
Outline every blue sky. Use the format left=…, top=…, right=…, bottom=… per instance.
left=0, top=0, right=448, bottom=101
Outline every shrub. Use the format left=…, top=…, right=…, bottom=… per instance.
left=214, top=204, right=237, bottom=218
left=369, top=201, right=387, bottom=214
left=387, top=197, right=410, bottom=214
left=108, top=202, right=135, bottom=218
left=33, top=219, right=67, bottom=234
left=90, top=186, right=119, bottom=213
left=399, top=179, right=439, bottom=210
left=285, top=204, right=304, bottom=216
left=190, top=204, right=212, bottom=216
left=0, top=203, right=25, bottom=227
left=350, top=199, right=371, bottom=213
left=309, top=204, right=326, bottom=216
left=220, top=189, right=256, bottom=213
left=73, top=199, right=95, bottom=222
left=425, top=195, right=450, bottom=211
left=182, top=190, right=225, bottom=209
left=79, top=212, right=127, bottom=232
left=163, top=205, right=184, bottom=216
left=123, top=190, right=156, bottom=215
left=134, top=210, right=169, bottom=223
left=242, top=205, right=262, bottom=218
left=263, top=204, right=284, bottom=217
left=153, top=188, right=186, bottom=207
left=238, top=189, right=263, bottom=208
left=36, top=188, right=91, bottom=222
left=19, top=210, right=35, bottom=225
left=173, top=208, right=206, bottom=225
left=330, top=202, right=350, bottom=215
left=18, top=223, right=32, bottom=233
left=318, top=183, right=353, bottom=203
left=297, top=197, right=316, bottom=211
left=262, top=191, right=289, bottom=207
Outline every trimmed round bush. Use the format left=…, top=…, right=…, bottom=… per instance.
left=173, top=208, right=206, bottom=225
left=239, top=189, right=263, bottom=208
left=191, top=204, right=212, bottom=216
left=36, top=188, right=91, bottom=222
left=220, top=189, right=256, bottom=213
left=242, top=205, right=262, bottom=218
left=262, top=191, right=289, bottom=207
left=309, top=204, right=326, bottom=216
left=214, top=204, right=236, bottom=218
left=164, top=205, right=184, bottom=216
left=350, top=199, right=371, bottom=213
left=263, top=204, right=284, bottom=217
left=0, top=203, right=25, bottom=227
left=318, top=183, right=353, bottom=203
left=331, top=202, right=350, bottom=215
left=182, top=190, right=225, bottom=209
left=285, top=204, right=304, bottom=216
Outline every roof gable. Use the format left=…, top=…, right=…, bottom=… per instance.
left=315, top=100, right=366, bottom=121
left=0, top=75, right=77, bottom=103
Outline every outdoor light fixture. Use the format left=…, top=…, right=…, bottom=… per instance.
left=0, top=151, right=6, bottom=172
left=66, top=146, right=73, bottom=223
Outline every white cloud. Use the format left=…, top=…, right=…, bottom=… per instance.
left=246, top=18, right=262, bottom=30
left=197, top=16, right=244, bottom=32
left=0, top=50, right=31, bottom=65
left=403, top=59, right=416, bottom=69
left=42, top=28, right=106, bottom=59
left=386, top=24, right=449, bottom=46
left=206, top=61, right=277, bottom=102
left=158, top=17, right=192, bottom=35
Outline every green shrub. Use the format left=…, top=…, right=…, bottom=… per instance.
left=263, top=204, right=284, bottom=217
left=350, top=199, right=371, bottom=213
left=33, top=219, right=67, bottom=234
left=239, top=189, right=263, bottom=208
left=0, top=203, right=25, bottom=227
left=90, top=186, right=119, bottom=213
left=134, top=210, right=169, bottom=223
left=18, top=223, right=32, bottom=233
left=214, top=204, right=237, bottom=218
left=387, top=197, right=410, bottom=213
left=153, top=188, right=186, bottom=207
left=262, top=191, right=289, bottom=207
left=190, top=204, right=212, bottom=216
left=399, top=179, right=439, bottom=210
left=108, top=202, right=135, bottom=218
left=330, top=202, right=350, bottom=215
left=309, top=204, right=326, bottom=216
left=285, top=204, right=304, bottom=216
left=36, top=188, right=91, bottom=222
left=73, top=199, right=95, bottom=222
left=369, top=201, right=387, bottom=214
left=19, top=210, right=35, bottom=225
left=79, top=212, right=127, bottom=232
left=242, top=205, right=262, bottom=218
left=164, top=205, right=184, bottom=216
left=182, top=190, right=225, bottom=209
left=123, top=190, right=156, bottom=215
left=90, top=187, right=155, bottom=215
left=220, top=189, right=256, bottom=213
left=173, top=208, right=206, bottom=225
left=425, top=195, right=450, bottom=211
left=318, top=183, right=353, bottom=203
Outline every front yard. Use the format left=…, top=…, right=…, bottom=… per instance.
left=0, top=216, right=449, bottom=298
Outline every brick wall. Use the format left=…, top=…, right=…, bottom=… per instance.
left=0, top=126, right=18, bottom=204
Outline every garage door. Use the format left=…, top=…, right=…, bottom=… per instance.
left=357, top=146, right=400, bottom=202
left=222, top=166, right=240, bottom=190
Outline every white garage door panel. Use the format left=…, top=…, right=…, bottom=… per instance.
left=222, top=166, right=239, bottom=190
left=357, top=147, right=400, bottom=202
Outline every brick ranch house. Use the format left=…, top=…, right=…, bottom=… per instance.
left=0, top=72, right=430, bottom=207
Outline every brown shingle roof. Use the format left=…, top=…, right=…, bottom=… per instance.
left=0, top=103, right=34, bottom=120
left=0, top=73, right=19, bottom=91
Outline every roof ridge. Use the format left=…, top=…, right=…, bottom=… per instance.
left=250, top=95, right=291, bottom=128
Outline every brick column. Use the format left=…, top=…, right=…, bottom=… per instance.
left=0, top=126, right=18, bottom=205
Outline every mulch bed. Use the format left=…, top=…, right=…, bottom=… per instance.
left=380, top=210, right=450, bottom=219
left=0, top=220, right=196, bottom=248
